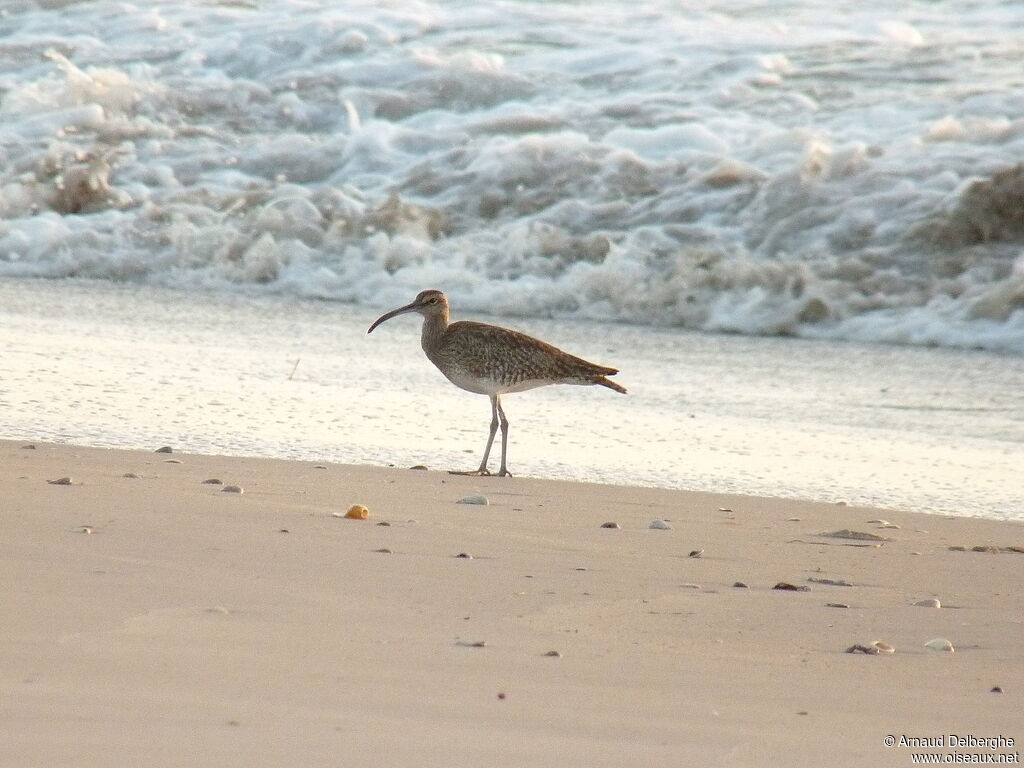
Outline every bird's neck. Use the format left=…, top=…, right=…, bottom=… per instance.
left=420, top=309, right=449, bottom=357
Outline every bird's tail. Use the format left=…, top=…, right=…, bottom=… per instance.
left=595, top=376, right=627, bottom=394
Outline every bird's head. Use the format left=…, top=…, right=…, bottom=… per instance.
left=367, top=289, right=449, bottom=333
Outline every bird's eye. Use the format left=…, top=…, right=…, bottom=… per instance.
left=427, top=297, right=437, bottom=304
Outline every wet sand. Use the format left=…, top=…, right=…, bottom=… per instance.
left=2, top=440, right=1021, bottom=767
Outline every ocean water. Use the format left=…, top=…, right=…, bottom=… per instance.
left=1, top=0, right=1023, bottom=352
left=0, top=3, right=1022, bottom=519
left=1, top=278, right=1022, bottom=520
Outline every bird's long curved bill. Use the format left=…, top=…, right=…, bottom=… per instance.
left=367, top=302, right=418, bottom=334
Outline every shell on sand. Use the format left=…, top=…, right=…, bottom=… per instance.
left=924, top=638, right=955, bottom=653
left=822, top=529, right=886, bottom=541
left=457, top=494, right=489, bottom=505
left=649, top=519, right=671, bottom=530
left=871, top=640, right=895, bottom=654
left=343, top=504, right=370, bottom=519
left=915, top=598, right=941, bottom=608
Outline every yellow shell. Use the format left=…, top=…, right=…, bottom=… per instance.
left=344, top=504, right=370, bottom=519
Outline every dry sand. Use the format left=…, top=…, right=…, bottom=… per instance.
left=2, top=439, right=1021, bottom=767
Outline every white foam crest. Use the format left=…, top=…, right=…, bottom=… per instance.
left=0, top=0, right=1021, bottom=354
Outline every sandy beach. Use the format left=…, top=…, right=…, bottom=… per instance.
left=2, top=439, right=1021, bottom=767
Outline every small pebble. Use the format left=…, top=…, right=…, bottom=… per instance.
left=376, top=521, right=391, bottom=527
left=773, top=582, right=810, bottom=591
left=375, top=548, right=392, bottom=554
left=314, top=465, right=327, bottom=470
left=991, top=686, right=1003, bottom=693
left=47, top=477, right=73, bottom=485
left=154, top=446, right=173, bottom=454
left=846, top=641, right=894, bottom=655
left=409, top=465, right=429, bottom=471
left=21, top=444, right=36, bottom=450
left=600, top=522, right=620, bottom=529
left=279, top=529, right=289, bottom=533
left=543, top=650, right=561, bottom=658
left=808, top=577, right=852, bottom=587
left=822, top=529, right=886, bottom=541
left=122, top=472, right=140, bottom=479
left=201, top=478, right=223, bottom=485
left=924, top=637, right=955, bottom=653
left=163, top=459, right=183, bottom=464
left=77, top=526, right=94, bottom=534
left=732, top=581, right=749, bottom=589
left=456, top=640, right=487, bottom=648
left=914, top=598, right=941, bottom=608
left=497, top=692, right=506, bottom=700
left=649, top=519, right=671, bottom=530
left=680, top=583, right=701, bottom=589
left=826, top=603, right=850, bottom=609
left=221, top=485, right=244, bottom=494
left=688, top=549, right=704, bottom=558
left=718, top=507, right=733, bottom=512
left=457, top=494, right=489, bottom=505
left=455, top=552, right=473, bottom=559
left=787, top=517, right=801, bottom=522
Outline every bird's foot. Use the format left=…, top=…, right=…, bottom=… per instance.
left=447, top=468, right=513, bottom=477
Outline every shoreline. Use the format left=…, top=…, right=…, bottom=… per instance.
left=2, top=276, right=1022, bottom=519
left=3, top=439, right=1022, bottom=766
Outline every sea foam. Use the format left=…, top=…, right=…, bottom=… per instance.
left=0, top=0, right=1021, bottom=352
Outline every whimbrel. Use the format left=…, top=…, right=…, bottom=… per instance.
left=367, top=289, right=626, bottom=476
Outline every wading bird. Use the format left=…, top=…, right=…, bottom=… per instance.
left=367, top=289, right=626, bottom=476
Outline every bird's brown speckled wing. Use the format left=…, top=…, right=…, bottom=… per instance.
left=437, top=321, right=617, bottom=389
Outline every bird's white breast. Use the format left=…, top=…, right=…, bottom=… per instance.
left=442, top=368, right=550, bottom=396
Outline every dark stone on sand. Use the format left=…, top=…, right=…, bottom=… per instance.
left=155, top=446, right=173, bottom=453
left=773, top=582, right=810, bottom=591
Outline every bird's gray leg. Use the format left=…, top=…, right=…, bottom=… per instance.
left=495, top=396, right=512, bottom=477
left=475, top=394, right=500, bottom=474
left=450, top=395, right=498, bottom=476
